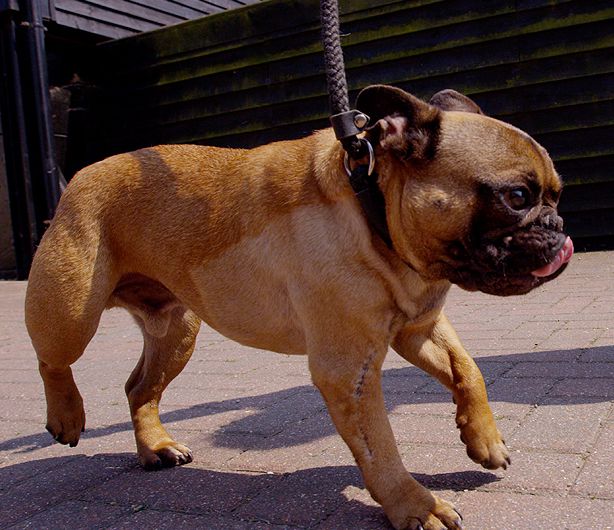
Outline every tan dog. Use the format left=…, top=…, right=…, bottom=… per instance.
left=25, top=85, right=572, bottom=530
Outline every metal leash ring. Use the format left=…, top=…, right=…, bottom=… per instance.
left=343, top=139, right=375, bottom=177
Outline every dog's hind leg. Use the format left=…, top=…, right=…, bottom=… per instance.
left=392, top=312, right=511, bottom=471
left=112, top=277, right=201, bottom=469
left=25, top=235, right=117, bottom=447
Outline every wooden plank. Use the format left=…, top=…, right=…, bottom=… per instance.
left=98, top=0, right=608, bottom=76
left=562, top=209, right=614, bottom=239
left=52, top=0, right=254, bottom=37
left=204, top=0, right=248, bottom=9
left=96, top=31, right=612, bottom=136
left=533, top=125, right=614, bottom=161
left=557, top=156, right=614, bottom=186
left=558, top=182, right=614, bottom=213
left=97, top=0, right=509, bottom=76
left=97, top=3, right=612, bottom=107
left=171, top=0, right=222, bottom=13
left=95, top=0, right=457, bottom=63
left=95, top=61, right=614, bottom=141
left=56, top=0, right=184, bottom=26
left=40, top=0, right=56, bottom=20
left=55, top=5, right=164, bottom=35
left=503, top=99, right=614, bottom=136
left=97, top=53, right=613, bottom=141
left=54, top=11, right=142, bottom=38
left=123, top=0, right=208, bottom=20
left=98, top=74, right=614, bottom=157
left=116, top=0, right=584, bottom=64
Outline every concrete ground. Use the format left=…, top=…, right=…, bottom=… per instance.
left=0, top=251, right=613, bottom=529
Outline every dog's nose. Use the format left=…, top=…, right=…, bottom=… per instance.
left=537, top=207, right=563, bottom=231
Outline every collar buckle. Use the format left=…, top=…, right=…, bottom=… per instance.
left=343, top=139, right=375, bottom=177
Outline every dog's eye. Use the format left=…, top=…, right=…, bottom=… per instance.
left=501, top=187, right=531, bottom=210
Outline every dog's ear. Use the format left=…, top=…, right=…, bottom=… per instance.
left=429, top=89, right=483, bottom=114
left=356, top=84, right=440, bottom=160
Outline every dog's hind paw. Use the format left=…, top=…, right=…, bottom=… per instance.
left=45, top=399, right=86, bottom=447
left=139, top=441, right=193, bottom=470
left=472, top=437, right=511, bottom=471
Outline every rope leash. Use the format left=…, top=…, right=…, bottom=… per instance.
left=319, top=0, right=369, bottom=159
left=319, top=0, right=392, bottom=247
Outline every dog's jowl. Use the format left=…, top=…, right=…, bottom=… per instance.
left=25, top=85, right=572, bottom=530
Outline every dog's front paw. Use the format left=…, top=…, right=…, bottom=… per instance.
left=385, top=482, right=463, bottom=530
left=138, top=440, right=193, bottom=470
left=416, top=498, right=463, bottom=530
left=457, top=413, right=510, bottom=470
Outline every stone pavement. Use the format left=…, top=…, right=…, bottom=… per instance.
left=0, top=251, right=613, bottom=529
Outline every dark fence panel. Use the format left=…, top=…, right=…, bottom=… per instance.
left=93, top=0, right=614, bottom=244
left=52, top=0, right=264, bottom=39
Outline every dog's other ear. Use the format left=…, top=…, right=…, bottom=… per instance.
left=356, top=84, right=440, bottom=160
left=429, top=89, right=483, bottom=114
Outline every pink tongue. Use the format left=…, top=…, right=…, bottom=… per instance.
left=531, top=236, right=574, bottom=277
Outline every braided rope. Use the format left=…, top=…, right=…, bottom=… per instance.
left=319, top=0, right=350, bottom=116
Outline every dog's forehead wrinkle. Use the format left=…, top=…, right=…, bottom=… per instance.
left=438, top=112, right=562, bottom=193
left=440, top=112, right=551, bottom=170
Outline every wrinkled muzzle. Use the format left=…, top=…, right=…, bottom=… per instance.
left=451, top=207, right=573, bottom=296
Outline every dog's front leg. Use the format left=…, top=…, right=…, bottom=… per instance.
left=392, top=313, right=510, bottom=470
left=309, top=344, right=462, bottom=530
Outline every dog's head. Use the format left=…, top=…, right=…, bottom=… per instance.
left=356, top=85, right=573, bottom=296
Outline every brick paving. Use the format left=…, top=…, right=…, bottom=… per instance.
left=0, top=251, right=613, bottom=529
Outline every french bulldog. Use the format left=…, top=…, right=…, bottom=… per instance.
left=25, top=85, right=573, bottom=529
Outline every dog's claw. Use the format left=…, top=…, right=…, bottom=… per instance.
left=451, top=511, right=465, bottom=529
left=143, top=456, right=163, bottom=471
left=140, top=442, right=193, bottom=470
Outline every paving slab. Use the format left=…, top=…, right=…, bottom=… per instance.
left=571, top=421, right=614, bottom=500
left=454, top=490, right=614, bottom=529
left=1, top=250, right=613, bottom=528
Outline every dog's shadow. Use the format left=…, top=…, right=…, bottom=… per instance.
left=0, top=454, right=498, bottom=528
left=176, top=344, right=614, bottom=450
left=2, top=346, right=609, bottom=526
left=0, top=346, right=611, bottom=456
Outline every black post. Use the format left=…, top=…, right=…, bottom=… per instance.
left=20, top=0, right=61, bottom=222
left=0, top=0, right=38, bottom=278
left=0, top=0, right=61, bottom=278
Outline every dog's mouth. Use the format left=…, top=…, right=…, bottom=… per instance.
left=530, top=235, right=574, bottom=278
left=445, top=211, right=573, bottom=296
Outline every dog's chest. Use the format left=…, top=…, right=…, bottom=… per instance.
left=180, top=218, right=307, bottom=354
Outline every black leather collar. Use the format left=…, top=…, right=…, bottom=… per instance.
left=348, top=164, right=392, bottom=248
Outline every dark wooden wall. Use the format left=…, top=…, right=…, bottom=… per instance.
left=0, top=119, right=16, bottom=276
left=92, top=0, right=614, bottom=244
left=49, top=0, right=263, bottom=39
